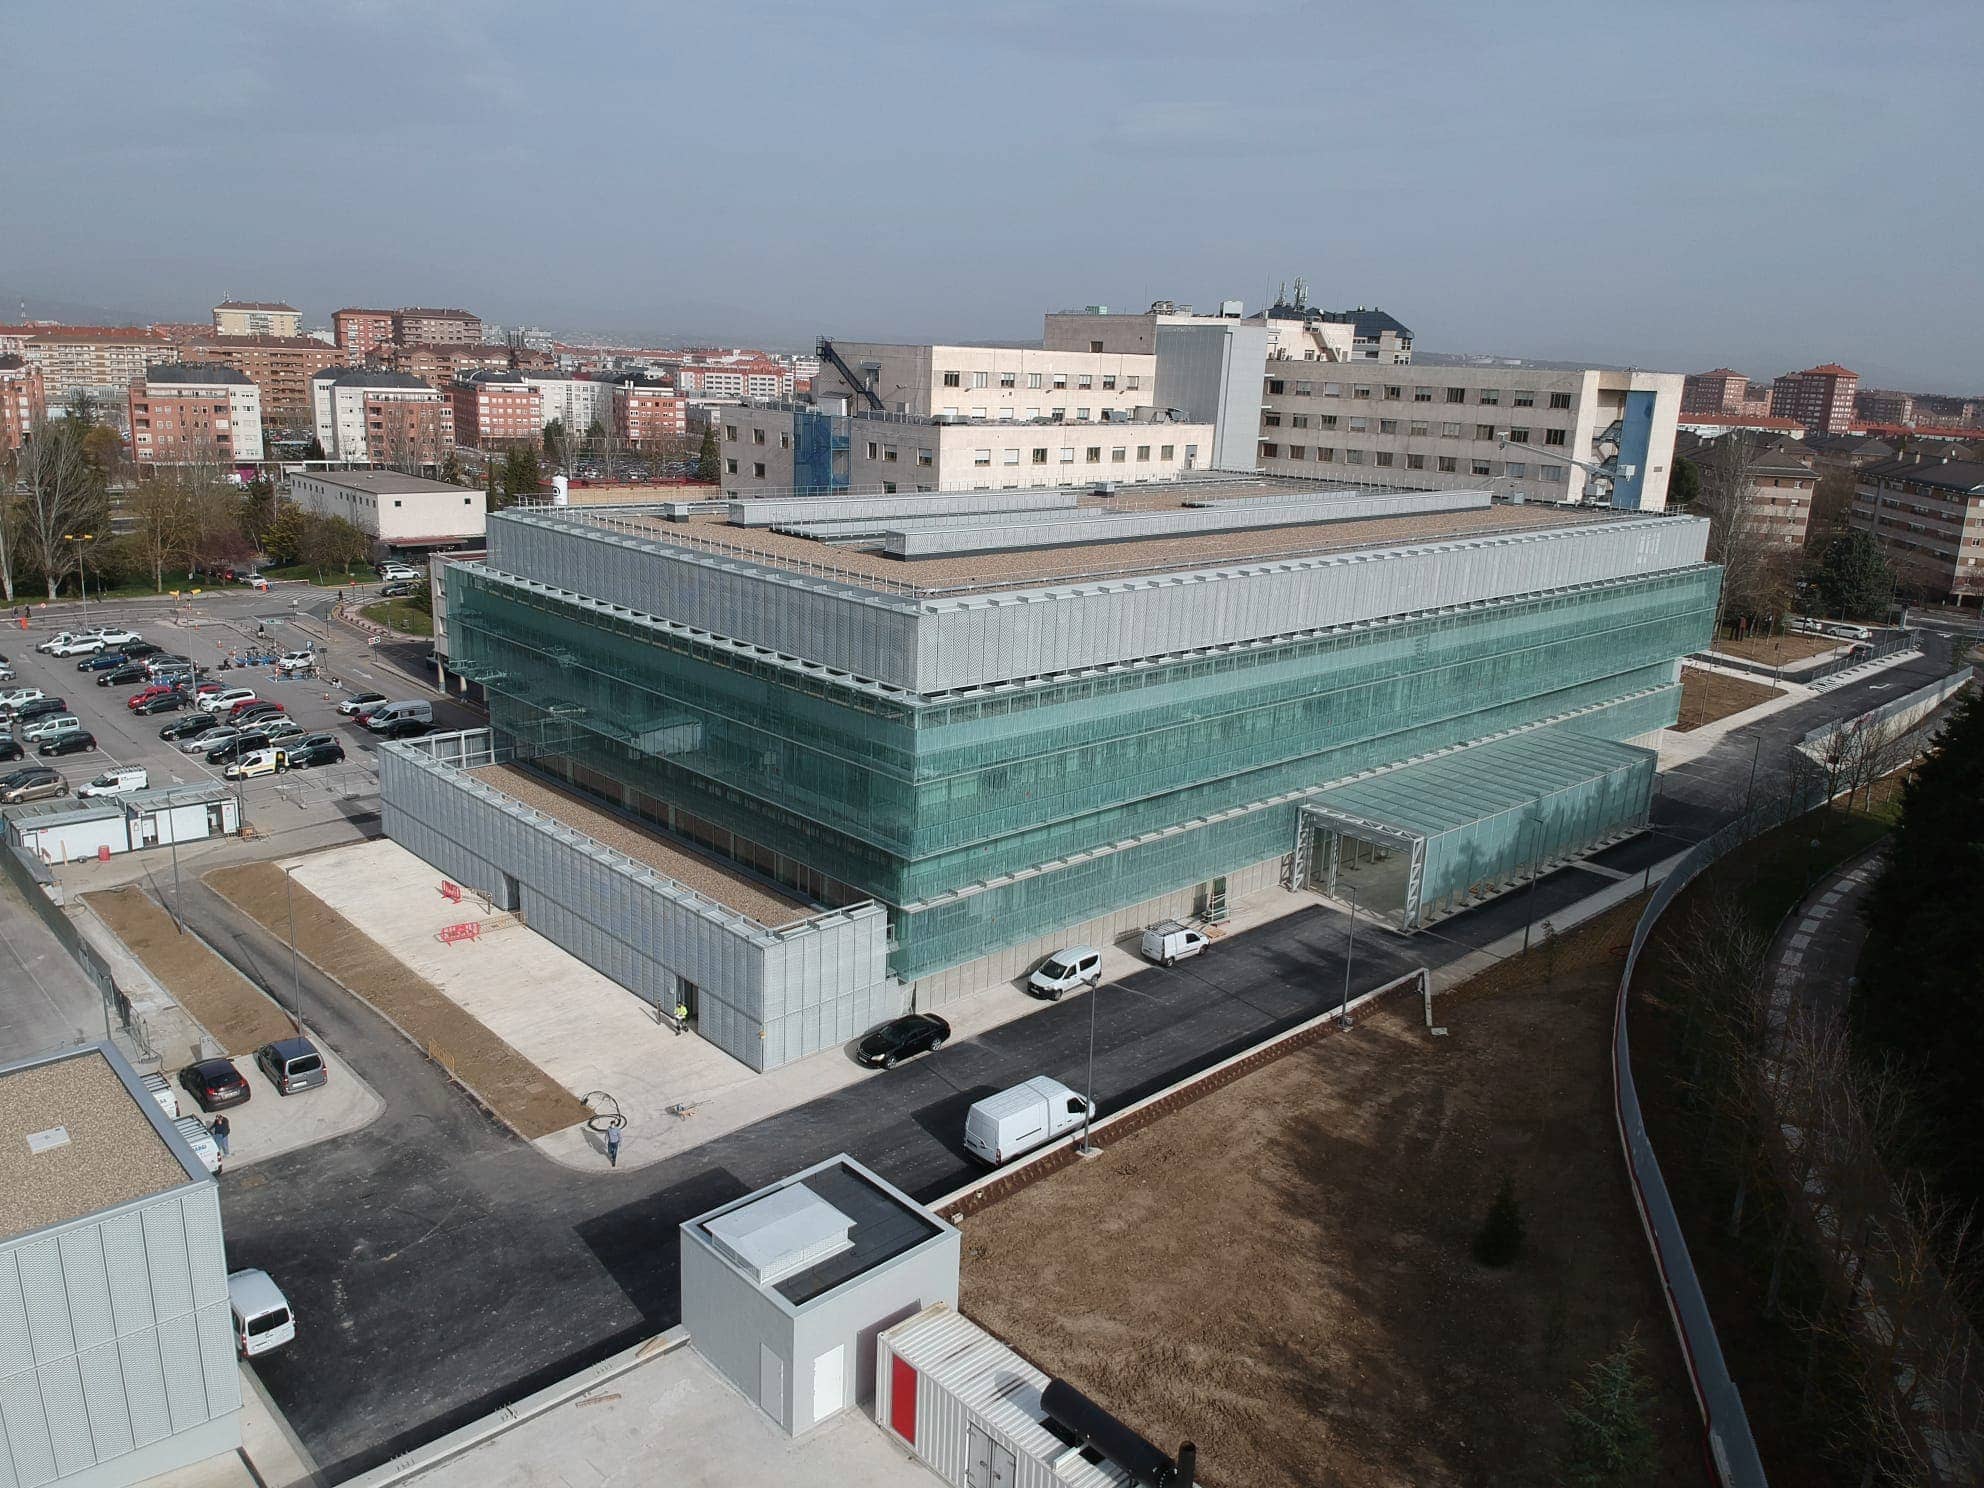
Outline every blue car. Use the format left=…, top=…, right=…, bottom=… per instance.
left=80, top=651, right=128, bottom=672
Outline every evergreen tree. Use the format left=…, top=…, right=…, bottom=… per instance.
left=1667, top=455, right=1699, bottom=508
left=697, top=422, right=721, bottom=485
left=1561, top=1333, right=1657, bottom=1487
left=303, top=435, right=326, bottom=462
left=1807, top=529, right=1894, bottom=620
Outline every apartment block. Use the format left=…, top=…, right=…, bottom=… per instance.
left=381, top=341, right=511, bottom=387
left=175, top=335, right=340, bottom=431
left=1854, top=388, right=1915, bottom=425
left=0, top=354, right=46, bottom=449
left=524, top=373, right=614, bottom=437
left=128, top=363, right=264, bottom=465
left=718, top=405, right=1214, bottom=494
left=20, top=326, right=179, bottom=407
left=450, top=370, right=541, bottom=448
left=311, top=368, right=453, bottom=466
left=1851, top=456, right=1984, bottom=603
left=1682, top=368, right=1751, bottom=414
left=607, top=374, right=688, bottom=445
left=211, top=300, right=301, bottom=338
left=333, top=307, right=396, bottom=361
left=1741, top=445, right=1819, bottom=550
left=817, top=341, right=1158, bottom=421
left=1769, top=363, right=1858, bottom=433
left=668, top=359, right=794, bottom=401
left=1256, top=362, right=1684, bottom=510
left=393, top=307, right=482, bottom=345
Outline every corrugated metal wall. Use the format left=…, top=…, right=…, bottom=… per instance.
left=0, top=1187, right=236, bottom=1488
left=379, top=739, right=904, bottom=1072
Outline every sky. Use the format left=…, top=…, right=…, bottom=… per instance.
left=4, top=1, right=1979, bottom=392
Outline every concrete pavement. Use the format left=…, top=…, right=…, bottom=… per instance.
left=0, top=870, right=106, bottom=1061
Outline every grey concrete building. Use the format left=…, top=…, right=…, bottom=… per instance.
left=0, top=1044, right=240, bottom=1488
left=679, top=1155, right=960, bottom=1438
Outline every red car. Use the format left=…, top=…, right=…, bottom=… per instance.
left=229, top=698, right=285, bottom=720
left=128, top=685, right=174, bottom=709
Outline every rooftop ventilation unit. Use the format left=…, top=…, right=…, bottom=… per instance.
left=703, top=1183, right=854, bottom=1287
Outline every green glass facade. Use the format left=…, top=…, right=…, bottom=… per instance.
left=450, top=559, right=1717, bottom=983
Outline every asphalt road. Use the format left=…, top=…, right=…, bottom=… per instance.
left=151, top=626, right=1959, bottom=1480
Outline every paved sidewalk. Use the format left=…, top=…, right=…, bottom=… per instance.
left=135, top=1359, right=319, bottom=1488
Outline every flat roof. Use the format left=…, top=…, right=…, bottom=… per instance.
left=295, top=469, right=472, bottom=496
left=0, top=1048, right=195, bottom=1243
left=544, top=478, right=1649, bottom=595
left=467, top=765, right=811, bottom=927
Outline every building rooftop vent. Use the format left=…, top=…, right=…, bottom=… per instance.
left=704, top=1182, right=854, bottom=1286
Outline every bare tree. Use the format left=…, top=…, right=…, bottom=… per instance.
left=0, top=446, right=19, bottom=602
left=1697, top=435, right=1792, bottom=641
left=124, top=473, right=194, bottom=593
left=14, top=424, right=107, bottom=601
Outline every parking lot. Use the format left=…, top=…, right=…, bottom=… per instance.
left=0, top=594, right=475, bottom=824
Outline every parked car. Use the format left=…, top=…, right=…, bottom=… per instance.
left=363, top=700, right=432, bottom=730
left=255, top=1036, right=327, bottom=1095
left=174, top=1115, right=222, bottom=1175
left=77, top=767, right=149, bottom=798
left=261, top=718, right=304, bottom=743
left=14, top=697, right=67, bottom=724
left=230, top=698, right=285, bottom=722
left=141, top=1071, right=179, bottom=1121
left=201, top=687, right=256, bottom=714
left=338, top=691, right=387, bottom=717
left=99, top=663, right=150, bottom=686
left=39, top=730, right=97, bottom=758
left=122, top=640, right=162, bottom=659
left=276, top=649, right=314, bottom=673
left=379, top=582, right=414, bottom=599
left=1026, top=945, right=1102, bottom=1000
left=227, top=1270, right=294, bottom=1357
left=35, top=631, right=95, bottom=655
left=855, top=1013, right=951, bottom=1069
left=20, top=713, right=83, bottom=744
left=178, top=1058, right=251, bottom=1112
left=78, top=651, right=129, bottom=672
left=135, top=691, right=186, bottom=715
left=47, top=637, right=105, bottom=657
left=284, top=734, right=345, bottom=768
left=161, top=713, right=217, bottom=741
left=0, top=686, right=45, bottom=712
left=963, top=1077, right=1091, bottom=1166
left=371, top=717, right=431, bottom=740
left=0, top=736, right=20, bottom=763
left=90, top=627, right=142, bottom=647
left=128, top=685, right=175, bottom=709
left=0, top=664, right=13, bottom=683
left=223, top=747, right=287, bottom=779
left=378, top=563, right=420, bottom=582
left=1140, top=920, right=1210, bottom=968
left=145, top=653, right=191, bottom=676
left=183, top=726, right=242, bottom=755
left=0, top=767, right=64, bottom=803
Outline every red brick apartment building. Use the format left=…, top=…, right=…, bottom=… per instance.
left=1681, top=367, right=1749, bottom=414
left=333, top=308, right=396, bottom=361
left=393, top=308, right=482, bottom=345
left=128, top=363, right=264, bottom=465
left=175, top=335, right=342, bottom=431
left=608, top=375, right=688, bottom=444
left=1770, top=363, right=1858, bottom=433
left=383, top=342, right=511, bottom=386
left=450, top=371, right=540, bottom=448
left=0, top=356, right=46, bottom=449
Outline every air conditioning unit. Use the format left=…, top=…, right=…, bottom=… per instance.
left=1093, top=482, right=1117, bottom=497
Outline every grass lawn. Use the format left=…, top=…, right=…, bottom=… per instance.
left=259, top=563, right=364, bottom=587
left=360, top=599, right=432, bottom=636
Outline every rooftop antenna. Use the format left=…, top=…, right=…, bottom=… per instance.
left=1293, top=276, right=1309, bottom=310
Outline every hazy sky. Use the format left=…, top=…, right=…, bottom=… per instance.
left=5, top=2, right=1979, bottom=391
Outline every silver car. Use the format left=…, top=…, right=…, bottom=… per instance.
left=183, top=727, right=242, bottom=755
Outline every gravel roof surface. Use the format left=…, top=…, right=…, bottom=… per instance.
left=467, top=765, right=812, bottom=928
left=592, top=491, right=1634, bottom=594
left=0, top=1051, right=190, bottom=1242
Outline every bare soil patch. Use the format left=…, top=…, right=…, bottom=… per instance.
left=85, top=886, right=294, bottom=1054
left=1676, top=664, right=1786, bottom=731
left=958, top=901, right=1699, bottom=1488
left=1713, top=630, right=1841, bottom=667
left=206, top=861, right=588, bottom=1139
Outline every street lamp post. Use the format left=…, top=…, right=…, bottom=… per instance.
left=282, top=866, right=302, bottom=1034
left=1076, top=979, right=1102, bottom=1157
left=1522, top=813, right=1546, bottom=952
left=62, top=532, right=94, bottom=620
left=1338, top=893, right=1358, bottom=1029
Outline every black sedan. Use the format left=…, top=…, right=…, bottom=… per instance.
left=99, top=663, right=150, bottom=687
left=122, top=641, right=162, bottom=659
left=373, top=717, right=430, bottom=740
left=160, top=713, right=217, bottom=741
left=79, top=651, right=128, bottom=672
left=179, top=1058, right=251, bottom=1112
left=285, top=734, right=346, bottom=768
left=0, top=737, right=20, bottom=762
left=134, top=691, right=185, bottom=715
left=39, top=731, right=96, bottom=757
left=855, top=1013, right=951, bottom=1069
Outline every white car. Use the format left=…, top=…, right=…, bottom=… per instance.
left=47, top=636, right=106, bottom=657
left=183, top=727, right=242, bottom=755
left=337, top=692, right=387, bottom=717
left=90, top=627, right=142, bottom=647
left=35, top=631, right=87, bottom=654
left=277, top=649, right=314, bottom=673
left=77, top=767, right=150, bottom=798
left=200, top=687, right=256, bottom=714
left=379, top=564, right=420, bottom=583
left=261, top=718, right=304, bottom=743
left=0, top=687, right=45, bottom=711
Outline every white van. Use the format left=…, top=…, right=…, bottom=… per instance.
left=364, top=699, right=433, bottom=730
left=1026, top=945, right=1101, bottom=1000
left=141, top=1071, right=180, bottom=1121
left=21, top=713, right=82, bottom=743
left=227, top=1270, right=295, bottom=1357
left=172, top=1115, right=222, bottom=1175
left=78, top=766, right=150, bottom=798
left=1140, top=920, right=1209, bottom=967
left=963, top=1077, right=1091, bottom=1166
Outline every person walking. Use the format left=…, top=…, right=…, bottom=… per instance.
left=605, top=1122, right=621, bottom=1168
left=673, top=1000, right=689, bottom=1036
left=210, top=1113, right=231, bottom=1158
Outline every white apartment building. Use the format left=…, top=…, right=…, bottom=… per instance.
left=717, top=405, right=1214, bottom=495
left=288, top=469, right=486, bottom=547
left=21, top=328, right=179, bottom=408
left=817, top=340, right=1158, bottom=421
left=671, top=361, right=795, bottom=400
left=523, top=374, right=614, bottom=435
left=1256, top=337, right=1682, bottom=511
left=310, top=368, right=451, bottom=460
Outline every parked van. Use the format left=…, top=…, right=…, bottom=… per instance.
left=1140, top=920, right=1209, bottom=967
left=963, top=1077, right=1091, bottom=1166
left=364, top=699, right=433, bottom=730
left=20, top=713, right=82, bottom=744
left=254, top=1036, right=327, bottom=1095
left=172, top=1115, right=222, bottom=1175
left=141, top=1071, right=179, bottom=1121
left=1026, top=945, right=1102, bottom=1000
left=227, top=1270, right=294, bottom=1357
left=78, top=766, right=150, bottom=798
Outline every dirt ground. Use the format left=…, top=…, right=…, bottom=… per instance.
left=1712, top=630, right=1841, bottom=667
left=86, top=886, right=294, bottom=1054
left=206, top=861, right=588, bottom=1139
left=959, top=901, right=1700, bottom=1488
left=1675, top=664, right=1786, bottom=731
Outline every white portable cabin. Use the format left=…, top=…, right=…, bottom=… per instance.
left=876, top=1304, right=1133, bottom=1488
left=4, top=784, right=239, bottom=863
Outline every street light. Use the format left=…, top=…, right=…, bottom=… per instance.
left=281, top=865, right=303, bottom=1034
left=62, top=532, right=94, bottom=619
left=1076, top=979, right=1103, bottom=1158
left=1522, top=812, right=1546, bottom=952
left=1338, top=893, right=1359, bottom=1029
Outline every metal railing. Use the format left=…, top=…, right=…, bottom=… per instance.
left=0, top=841, right=153, bottom=1060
